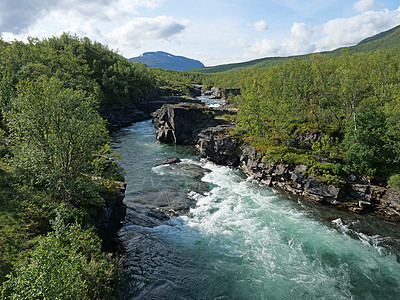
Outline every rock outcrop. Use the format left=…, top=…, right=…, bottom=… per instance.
left=223, top=88, right=241, bottom=97
left=151, top=103, right=236, bottom=145
left=197, top=125, right=240, bottom=166
left=95, top=181, right=127, bottom=252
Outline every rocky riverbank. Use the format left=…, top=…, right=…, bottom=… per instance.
left=152, top=103, right=400, bottom=222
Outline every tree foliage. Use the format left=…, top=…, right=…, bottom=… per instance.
left=6, top=77, right=108, bottom=204
left=207, top=49, right=400, bottom=182
left=0, top=34, right=155, bottom=296
left=2, top=208, right=120, bottom=299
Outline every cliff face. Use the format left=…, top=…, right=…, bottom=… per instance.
left=151, top=104, right=400, bottom=222
left=95, top=181, right=127, bottom=252
left=101, top=88, right=201, bottom=133
left=151, top=103, right=236, bottom=145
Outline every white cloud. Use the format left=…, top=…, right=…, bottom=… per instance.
left=353, top=0, right=383, bottom=13
left=107, top=16, right=186, bottom=48
left=253, top=20, right=268, bottom=32
left=0, top=0, right=164, bottom=33
left=245, top=6, right=400, bottom=60
left=316, top=8, right=400, bottom=50
left=247, top=22, right=315, bottom=58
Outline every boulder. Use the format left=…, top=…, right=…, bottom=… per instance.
left=210, top=87, right=223, bottom=99
left=303, top=178, right=341, bottom=203
left=161, top=157, right=181, bottom=165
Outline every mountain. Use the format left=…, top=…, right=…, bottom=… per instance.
left=191, top=24, right=400, bottom=73
left=128, top=51, right=205, bottom=71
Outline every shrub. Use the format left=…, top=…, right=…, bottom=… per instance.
left=1, top=211, right=121, bottom=299
left=388, top=174, right=400, bottom=190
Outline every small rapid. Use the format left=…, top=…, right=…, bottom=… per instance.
left=113, top=120, right=400, bottom=300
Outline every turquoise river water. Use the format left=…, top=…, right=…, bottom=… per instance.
left=112, top=118, right=400, bottom=300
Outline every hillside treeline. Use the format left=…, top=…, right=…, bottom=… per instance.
left=205, top=50, right=400, bottom=186
left=0, top=34, right=156, bottom=298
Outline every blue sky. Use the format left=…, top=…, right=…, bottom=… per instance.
left=1, top=0, right=399, bottom=66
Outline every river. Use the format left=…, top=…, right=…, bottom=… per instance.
left=112, top=105, right=400, bottom=299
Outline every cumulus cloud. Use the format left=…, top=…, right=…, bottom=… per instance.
left=108, top=16, right=186, bottom=48
left=316, top=8, right=400, bottom=50
left=353, top=0, right=383, bottom=13
left=0, top=0, right=55, bottom=33
left=0, top=0, right=163, bottom=33
left=253, top=20, right=268, bottom=32
left=245, top=6, right=400, bottom=60
left=247, top=22, right=315, bottom=58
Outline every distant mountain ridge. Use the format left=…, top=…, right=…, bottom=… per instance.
left=128, top=51, right=205, bottom=71
left=191, top=24, right=400, bottom=73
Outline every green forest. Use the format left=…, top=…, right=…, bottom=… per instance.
left=202, top=50, right=400, bottom=187
left=0, top=34, right=157, bottom=299
left=1, top=30, right=400, bottom=298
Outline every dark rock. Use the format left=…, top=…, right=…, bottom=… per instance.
left=189, top=85, right=202, bottom=97
left=102, top=86, right=202, bottom=133
left=347, top=174, right=357, bottom=182
left=197, top=125, right=239, bottom=166
left=158, top=162, right=212, bottom=179
left=95, top=181, right=127, bottom=252
left=161, top=157, right=181, bottom=165
left=151, top=103, right=234, bottom=145
left=291, top=171, right=304, bottom=184
left=223, top=88, right=241, bottom=97
left=303, top=178, right=341, bottom=203
left=150, top=99, right=400, bottom=222
left=102, top=104, right=149, bottom=132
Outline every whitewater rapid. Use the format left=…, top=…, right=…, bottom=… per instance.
left=114, top=120, right=400, bottom=300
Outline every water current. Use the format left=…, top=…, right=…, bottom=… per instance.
left=112, top=101, right=400, bottom=299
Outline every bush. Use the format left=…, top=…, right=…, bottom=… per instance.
left=1, top=210, right=121, bottom=299
left=388, top=174, right=400, bottom=190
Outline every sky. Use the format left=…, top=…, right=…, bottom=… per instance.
left=0, top=0, right=400, bottom=66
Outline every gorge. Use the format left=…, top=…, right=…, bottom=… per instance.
left=113, top=96, right=400, bottom=299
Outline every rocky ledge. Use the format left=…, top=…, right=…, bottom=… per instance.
left=152, top=104, right=400, bottom=222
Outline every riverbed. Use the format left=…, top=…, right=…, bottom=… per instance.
left=112, top=118, right=400, bottom=299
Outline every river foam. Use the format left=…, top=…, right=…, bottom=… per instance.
left=114, top=121, right=400, bottom=299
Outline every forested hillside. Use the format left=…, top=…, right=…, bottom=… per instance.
left=0, top=34, right=157, bottom=298
left=204, top=49, right=400, bottom=187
